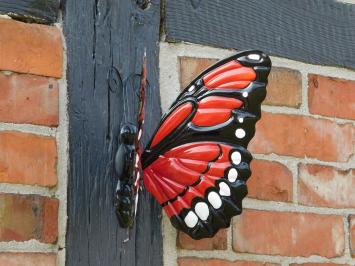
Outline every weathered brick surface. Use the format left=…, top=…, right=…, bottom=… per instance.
left=0, top=18, right=63, bottom=77
left=265, top=67, right=302, bottom=107
left=350, top=215, right=355, bottom=257
left=248, top=160, right=293, bottom=202
left=298, top=164, right=355, bottom=208
left=308, top=74, right=355, bottom=120
left=249, top=112, right=353, bottom=162
left=178, top=258, right=278, bottom=266
left=290, top=263, right=348, bottom=266
left=179, top=57, right=217, bottom=89
left=0, top=194, right=58, bottom=243
left=0, top=253, right=56, bottom=266
left=177, top=229, right=227, bottom=250
left=0, top=72, right=59, bottom=126
left=233, top=210, right=344, bottom=257
left=0, top=131, right=57, bottom=187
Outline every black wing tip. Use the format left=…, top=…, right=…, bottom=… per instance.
left=170, top=180, right=248, bottom=240
left=236, top=50, right=272, bottom=69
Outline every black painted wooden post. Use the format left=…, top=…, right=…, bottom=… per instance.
left=63, top=0, right=163, bottom=265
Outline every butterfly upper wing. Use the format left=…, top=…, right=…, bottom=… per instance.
left=142, top=50, right=271, bottom=239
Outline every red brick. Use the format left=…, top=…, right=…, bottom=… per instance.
left=290, top=264, right=349, bottom=266
left=233, top=210, right=344, bottom=257
left=0, top=18, right=63, bottom=78
left=249, top=160, right=293, bottom=202
left=178, top=258, right=278, bottom=266
left=265, top=67, right=302, bottom=107
left=0, top=131, right=57, bottom=187
left=179, top=57, right=217, bottom=89
left=308, top=74, right=355, bottom=120
left=177, top=229, right=227, bottom=250
left=298, top=164, right=355, bottom=208
left=350, top=215, right=355, bottom=257
left=0, top=72, right=59, bottom=126
left=249, top=113, right=353, bottom=162
left=0, top=253, right=56, bottom=266
left=0, top=194, right=58, bottom=243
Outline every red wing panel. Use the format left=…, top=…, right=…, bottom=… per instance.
left=143, top=143, right=223, bottom=204
left=203, top=61, right=256, bottom=89
left=143, top=142, right=235, bottom=215
left=150, top=102, right=193, bottom=148
left=191, top=96, right=243, bottom=127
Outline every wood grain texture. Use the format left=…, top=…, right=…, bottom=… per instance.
left=165, top=0, right=355, bottom=69
left=63, top=0, right=163, bottom=265
left=0, top=0, right=59, bottom=24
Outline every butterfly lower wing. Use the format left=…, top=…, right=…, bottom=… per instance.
left=143, top=142, right=251, bottom=239
left=142, top=50, right=271, bottom=239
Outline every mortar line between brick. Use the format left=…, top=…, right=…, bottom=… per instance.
left=54, top=17, right=69, bottom=266
left=243, top=198, right=355, bottom=215
left=177, top=249, right=355, bottom=265
left=253, top=153, right=355, bottom=170
left=289, top=161, right=299, bottom=204
left=162, top=213, right=178, bottom=266
left=299, top=69, right=309, bottom=114
left=343, top=215, right=352, bottom=258
left=0, top=123, right=56, bottom=136
left=260, top=105, right=355, bottom=126
left=0, top=183, right=53, bottom=196
left=226, top=223, right=232, bottom=251
left=0, top=240, right=57, bottom=253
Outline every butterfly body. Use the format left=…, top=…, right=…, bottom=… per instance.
left=115, top=50, right=271, bottom=240
left=114, top=124, right=138, bottom=228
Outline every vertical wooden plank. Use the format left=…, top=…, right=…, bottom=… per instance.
left=63, top=0, right=163, bottom=265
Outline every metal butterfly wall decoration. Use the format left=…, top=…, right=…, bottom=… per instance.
left=114, top=50, right=271, bottom=240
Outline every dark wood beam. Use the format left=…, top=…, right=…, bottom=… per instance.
left=64, top=0, right=163, bottom=265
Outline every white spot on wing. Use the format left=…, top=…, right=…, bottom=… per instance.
left=184, top=211, right=198, bottom=228
left=238, top=117, right=244, bottom=123
left=242, top=92, right=248, bottom=98
left=228, top=168, right=238, bottom=182
left=235, top=128, right=246, bottom=139
left=248, top=54, right=261, bottom=60
left=219, top=182, right=231, bottom=196
left=188, top=85, right=195, bottom=92
left=208, top=192, right=222, bottom=209
left=194, top=202, right=209, bottom=221
left=231, top=151, right=242, bottom=165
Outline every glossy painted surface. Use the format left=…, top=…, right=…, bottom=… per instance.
left=141, top=50, right=271, bottom=239
left=150, top=102, right=193, bottom=148
left=191, top=96, right=243, bottom=126
left=203, top=61, right=256, bottom=89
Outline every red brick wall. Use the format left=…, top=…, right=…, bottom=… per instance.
left=0, top=17, right=64, bottom=265
left=160, top=43, right=355, bottom=266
